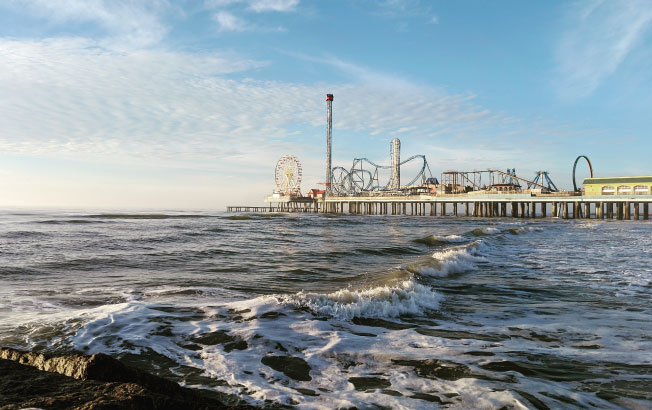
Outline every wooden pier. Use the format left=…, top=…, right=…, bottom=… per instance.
left=228, top=193, right=652, bottom=220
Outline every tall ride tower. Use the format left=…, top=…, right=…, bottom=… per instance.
left=326, top=93, right=333, bottom=195
left=390, top=137, right=401, bottom=189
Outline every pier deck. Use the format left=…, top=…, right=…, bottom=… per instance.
left=228, top=193, right=652, bottom=220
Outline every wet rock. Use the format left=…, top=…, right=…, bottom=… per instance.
left=0, top=347, right=255, bottom=410
left=294, top=388, right=319, bottom=396
left=409, top=392, right=447, bottom=403
left=392, top=358, right=471, bottom=381
left=192, top=330, right=248, bottom=352
left=261, top=355, right=312, bottom=381
left=348, top=377, right=391, bottom=391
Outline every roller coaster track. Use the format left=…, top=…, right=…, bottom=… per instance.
left=331, top=155, right=432, bottom=195
left=487, top=169, right=550, bottom=190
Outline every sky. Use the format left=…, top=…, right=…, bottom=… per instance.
left=1, top=0, right=651, bottom=210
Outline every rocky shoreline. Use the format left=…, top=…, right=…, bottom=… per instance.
left=0, top=347, right=257, bottom=410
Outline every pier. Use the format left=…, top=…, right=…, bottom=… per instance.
left=229, top=96, right=652, bottom=222
left=228, top=193, right=652, bottom=220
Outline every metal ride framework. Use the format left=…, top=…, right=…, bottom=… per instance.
left=331, top=155, right=432, bottom=195
left=529, top=171, right=558, bottom=192
left=274, top=154, right=303, bottom=196
left=572, top=155, right=593, bottom=192
left=440, top=169, right=558, bottom=193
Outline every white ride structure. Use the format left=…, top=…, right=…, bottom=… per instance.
left=274, top=155, right=303, bottom=196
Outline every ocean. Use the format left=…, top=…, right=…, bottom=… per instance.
left=0, top=210, right=650, bottom=409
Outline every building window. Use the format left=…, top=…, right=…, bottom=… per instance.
left=634, top=185, right=649, bottom=195
left=617, top=186, right=632, bottom=194
left=602, top=186, right=615, bottom=195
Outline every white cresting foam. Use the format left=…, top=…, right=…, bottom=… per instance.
left=475, top=227, right=500, bottom=235
left=417, top=234, right=468, bottom=244
left=439, top=234, right=466, bottom=242
left=417, top=242, right=486, bottom=277
left=280, top=279, right=442, bottom=320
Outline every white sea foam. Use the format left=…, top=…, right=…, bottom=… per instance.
left=11, top=281, right=643, bottom=410
left=416, top=234, right=468, bottom=245
left=440, top=234, right=466, bottom=242
left=472, top=227, right=500, bottom=235
left=415, top=242, right=485, bottom=277
left=280, top=279, right=441, bottom=319
left=507, top=225, right=542, bottom=234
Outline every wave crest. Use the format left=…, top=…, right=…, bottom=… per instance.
left=413, top=234, right=467, bottom=246
left=411, top=242, right=485, bottom=278
left=280, top=280, right=441, bottom=320
left=469, top=227, right=500, bottom=236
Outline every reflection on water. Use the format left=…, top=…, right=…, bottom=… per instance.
left=0, top=210, right=651, bottom=409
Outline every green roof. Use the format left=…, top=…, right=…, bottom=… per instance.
left=583, top=176, right=652, bottom=184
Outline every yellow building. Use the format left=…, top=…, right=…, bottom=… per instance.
left=583, top=176, right=652, bottom=195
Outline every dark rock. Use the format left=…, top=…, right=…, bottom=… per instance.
left=261, top=355, right=312, bottom=381
left=348, top=377, right=391, bottom=391
left=191, top=330, right=248, bottom=353
left=0, top=347, right=256, bottom=410
left=392, top=358, right=471, bottom=381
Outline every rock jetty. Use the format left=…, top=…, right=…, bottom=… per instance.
left=0, top=347, right=256, bottom=410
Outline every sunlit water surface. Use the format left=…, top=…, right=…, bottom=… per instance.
left=1, top=210, right=650, bottom=409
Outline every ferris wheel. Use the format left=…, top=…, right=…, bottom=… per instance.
left=275, top=155, right=302, bottom=195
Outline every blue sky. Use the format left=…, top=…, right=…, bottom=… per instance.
left=1, top=0, right=651, bottom=209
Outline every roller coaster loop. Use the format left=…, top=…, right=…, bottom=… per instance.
left=572, top=155, right=594, bottom=192
left=330, top=155, right=432, bottom=195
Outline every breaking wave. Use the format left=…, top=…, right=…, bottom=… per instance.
left=469, top=227, right=500, bottom=236
left=411, top=242, right=485, bottom=278
left=507, top=226, right=542, bottom=235
left=280, top=279, right=441, bottom=320
left=412, top=234, right=467, bottom=246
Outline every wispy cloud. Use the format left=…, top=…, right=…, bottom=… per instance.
left=373, top=0, right=438, bottom=25
left=205, top=0, right=298, bottom=33
left=205, top=0, right=299, bottom=12
left=248, top=0, right=299, bottom=13
left=555, top=0, right=652, bottom=99
left=0, top=37, right=521, bottom=173
left=281, top=51, right=417, bottom=90
left=1, top=0, right=171, bottom=47
left=213, top=10, right=249, bottom=32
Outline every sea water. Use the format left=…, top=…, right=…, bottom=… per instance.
left=0, top=210, right=650, bottom=409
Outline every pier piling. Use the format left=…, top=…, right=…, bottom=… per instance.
left=229, top=194, right=652, bottom=221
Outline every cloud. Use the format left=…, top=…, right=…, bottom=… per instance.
left=373, top=0, right=437, bottom=24
left=0, top=37, right=513, bottom=169
left=0, top=35, right=587, bottom=207
left=281, top=51, right=417, bottom=89
left=205, top=0, right=299, bottom=13
left=0, top=0, right=171, bottom=47
left=555, top=0, right=652, bottom=99
left=247, top=0, right=299, bottom=13
left=205, top=0, right=298, bottom=33
left=213, top=10, right=249, bottom=31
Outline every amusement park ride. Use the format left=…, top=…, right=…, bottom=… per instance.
left=235, top=94, right=651, bottom=219
left=265, top=94, right=605, bottom=203
left=273, top=154, right=303, bottom=196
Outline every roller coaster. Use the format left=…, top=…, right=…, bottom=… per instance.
left=330, top=155, right=433, bottom=195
